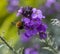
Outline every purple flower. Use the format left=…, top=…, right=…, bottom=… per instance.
left=21, top=18, right=30, bottom=24
left=17, top=7, right=33, bottom=18
left=7, top=5, right=19, bottom=12
left=21, top=19, right=47, bottom=42
left=7, top=0, right=19, bottom=12
left=9, top=0, right=19, bottom=6
left=37, top=23, right=47, bottom=32
left=16, top=7, right=23, bottom=16
left=45, top=0, right=56, bottom=8
left=37, top=23, right=47, bottom=39
left=20, top=32, right=32, bottom=42
left=17, top=6, right=45, bottom=19
left=40, top=0, right=60, bottom=16
left=39, top=32, right=47, bottom=39
left=22, top=7, right=33, bottom=18
left=20, top=30, right=36, bottom=42
left=17, top=7, right=47, bottom=42
left=24, top=48, right=39, bottom=54
left=32, top=8, right=45, bottom=19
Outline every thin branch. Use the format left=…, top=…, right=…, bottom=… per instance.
left=0, top=36, right=17, bottom=54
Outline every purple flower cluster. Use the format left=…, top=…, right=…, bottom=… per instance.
left=24, top=47, right=39, bottom=54
left=17, top=7, right=47, bottom=42
left=7, top=0, right=19, bottom=12
left=40, top=0, right=60, bottom=16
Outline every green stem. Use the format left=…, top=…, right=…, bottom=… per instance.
left=0, top=36, right=17, bottom=54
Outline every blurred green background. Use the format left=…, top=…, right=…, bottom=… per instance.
left=0, top=0, right=46, bottom=54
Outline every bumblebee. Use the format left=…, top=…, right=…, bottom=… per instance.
left=16, top=21, right=24, bottom=29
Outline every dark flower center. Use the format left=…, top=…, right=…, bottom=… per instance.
left=22, top=7, right=33, bottom=18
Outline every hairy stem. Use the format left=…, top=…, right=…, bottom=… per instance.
left=0, top=36, right=17, bottom=54
left=45, top=39, right=58, bottom=54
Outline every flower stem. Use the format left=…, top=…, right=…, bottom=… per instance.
left=0, top=36, right=17, bottom=54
